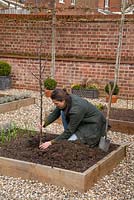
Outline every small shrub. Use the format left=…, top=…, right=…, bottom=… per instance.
left=0, top=61, right=11, bottom=76
left=71, top=84, right=83, bottom=90
left=105, top=81, right=119, bottom=95
left=44, top=77, right=57, bottom=90
left=71, top=83, right=99, bottom=90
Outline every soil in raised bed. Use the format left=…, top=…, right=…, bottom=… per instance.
left=102, top=107, right=134, bottom=122
left=0, top=130, right=119, bottom=172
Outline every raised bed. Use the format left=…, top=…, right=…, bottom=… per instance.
left=110, top=119, right=134, bottom=135
left=0, top=144, right=126, bottom=192
left=102, top=108, right=134, bottom=135
left=0, top=97, right=35, bottom=113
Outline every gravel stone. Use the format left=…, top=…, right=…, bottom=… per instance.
left=0, top=89, right=134, bottom=200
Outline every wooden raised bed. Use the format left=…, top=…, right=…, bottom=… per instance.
left=110, top=119, right=134, bottom=135
left=0, top=144, right=126, bottom=192
left=0, top=97, right=35, bottom=113
left=102, top=107, right=134, bottom=135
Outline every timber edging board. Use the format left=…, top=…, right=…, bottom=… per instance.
left=109, top=119, right=134, bottom=135
left=0, top=97, right=35, bottom=113
left=0, top=144, right=127, bottom=192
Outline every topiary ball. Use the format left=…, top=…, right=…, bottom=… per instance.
left=105, top=81, right=119, bottom=95
left=0, top=61, right=11, bottom=76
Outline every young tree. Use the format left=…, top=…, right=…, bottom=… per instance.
left=105, top=0, right=127, bottom=140
left=31, top=41, right=45, bottom=144
left=51, top=0, right=56, bottom=78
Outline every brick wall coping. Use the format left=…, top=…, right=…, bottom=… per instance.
left=0, top=53, right=134, bottom=65
left=0, top=13, right=134, bottom=22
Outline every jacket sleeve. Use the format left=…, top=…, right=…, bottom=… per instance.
left=53, top=105, right=86, bottom=141
left=43, top=107, right=61, bottom=127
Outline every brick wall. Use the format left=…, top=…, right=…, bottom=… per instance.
left=25, top=0, right=72, bottom=10
left=98, top=0, right=104, bottom=9
left=98, top=0, right=121, bottom=12
left=109, top=0, right=121, bottom=12
left=0, top=14, right=134, bottom=98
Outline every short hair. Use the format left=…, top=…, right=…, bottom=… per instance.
left=51, top=89, right=68, bottom=101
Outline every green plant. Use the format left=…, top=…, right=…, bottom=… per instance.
left=95, top=103, right=105, bottom=111
left=71, top=84, right=83, bottom=90
left=71, top=83, right=99, bottom=90
left=44, top=77, right=57, bottom=90
left=0, top=61, right=11, bottom=76
left=0, top=122, right=18, bottom=144
left=0, top=129, right=6, bottom=144
left=0, top=94, right=30, bottom=104
left=105, top=81, right=119, bottom=95
left=86, top=84, right=99, bottom=90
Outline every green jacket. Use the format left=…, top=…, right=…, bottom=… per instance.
left=44, top=94, right=106, bottom=147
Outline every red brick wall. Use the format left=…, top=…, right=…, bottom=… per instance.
left=109, top=0, right=121, bottom=12
left=98, top=0, right=104, bottom=9
left=57, top=0, right=71, bottom=8
left=76, top=0, right=98, bottom=9
left=25, top=0, right=72, bottom=11
left=0, top=57, right=133, bottom=98
left=98, top=0, right=121, bottom=12
left=0, top=14, right=134, bottom=98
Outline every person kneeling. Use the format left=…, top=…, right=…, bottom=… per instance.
left=39, top=89, right=106, bottom=150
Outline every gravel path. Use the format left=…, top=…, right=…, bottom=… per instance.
left=0, top=89, right=134, bottom=200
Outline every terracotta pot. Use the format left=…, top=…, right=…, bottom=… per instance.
left=106, top=95, right=118, bottom=103
left=45, top=89, right=53, bottom=98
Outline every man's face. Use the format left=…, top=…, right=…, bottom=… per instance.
left=52, top=100, right=66, bottom=109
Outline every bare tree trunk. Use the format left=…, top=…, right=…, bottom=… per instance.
left=105, top=0, right=126, bottom=136
left=31, top=41, right=44, bottom=144
left=51, top=0, right=56, bottom=78
left=39, top=53, right=43, bottom=144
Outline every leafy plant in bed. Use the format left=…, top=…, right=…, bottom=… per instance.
left=0, top=93, right=35, bottom=114
left=0, top=93, right=30, bottom=104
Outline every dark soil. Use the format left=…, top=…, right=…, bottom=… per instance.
left=102, top=107, right=134, bottom=122
left=0, top=130, right=119, bottom=172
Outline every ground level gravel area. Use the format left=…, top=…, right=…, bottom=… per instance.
left=0, top=89, right=134, bottom=200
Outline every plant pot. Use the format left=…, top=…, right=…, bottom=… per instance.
left=45, top=89, right=53, bottom=98
left=106, top=95, right=118, bottom=103
left=0, top=76, right=11, bottom=90
left=71, top=89, right=99, bottom=99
